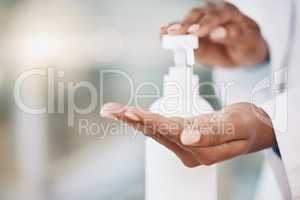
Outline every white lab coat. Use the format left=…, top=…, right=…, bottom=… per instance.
left=229, top=0, right=300, bottom=199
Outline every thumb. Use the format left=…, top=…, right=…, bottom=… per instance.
left=209, top=24, right=242, bottom=44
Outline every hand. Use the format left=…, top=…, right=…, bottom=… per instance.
left=101, top=102, right=276, bottom=167
left=161, top=2, right=269, bottom=67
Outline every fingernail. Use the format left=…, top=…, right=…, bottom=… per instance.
left=180, top=128, right=202, bottom=145
left=210, top=27, right=227, bottom=40
left=100, top=103, right=126, bottom=119
left=167, top=24, right=182, bottom=33
left=124, top=111, right=141, bottom=122
left=188, top=24, right=200, bottom=33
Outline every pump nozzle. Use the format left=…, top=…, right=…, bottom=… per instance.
left=162, top=35, right=198, bottom=66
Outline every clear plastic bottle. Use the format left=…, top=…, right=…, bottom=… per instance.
left=146, top=35, right=217, bottom=200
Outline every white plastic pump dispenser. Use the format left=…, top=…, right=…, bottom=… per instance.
left=146, top=35, right=217, bottom=200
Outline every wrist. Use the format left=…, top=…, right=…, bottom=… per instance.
left=224, top=103, right=276, bottom=153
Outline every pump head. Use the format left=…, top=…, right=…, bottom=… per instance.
left=162, top=35, right=199, bottom=66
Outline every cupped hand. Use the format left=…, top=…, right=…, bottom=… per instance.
left=101, top=102, right=276, bottom=167
left=161, top=2, right=269, bottom=67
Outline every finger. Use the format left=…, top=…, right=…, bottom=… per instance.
left=114, top=106, right=153, bottom=136
left=120, top=109, right=186, bottom=151
left=240, top=15, right=260, bottom=31
left=180, top=111, right=246, bottom=147
left=195, top=13, right=228, bottom=37
left=195, top=38, right=235, bottom=67
left=208, top=23, right=268, bottom=66
left=123, top=106, right=142, bottom=122
left=191, top=140, right=248, bottom=165
left=160, top=24, right=170, bottom=37
left=101, top=105, right=198, bottom=167
left=166, top=23, right=183, bottom=35
left=166, top=6, right=207, bottom=35
left=100, top=102, right=128, bottom=120
left=160, top=22, right=181, bottom=36
left=187, top=24, right=200, bottom=34
left=179, top=8, right=205, bottom=34
left=154, top=134, right=201, bottom=167
left=125, top=107, right=185, bottom=144
left=191, top=5, right=241, bottom=37
left=209, top=24, right=243, bottom=44
left=148, top=131, right=200, bottom=168
left=118, top=109, right=200, bottom=167
left=184, top=3, right=218, bottom=34
left=165, top=8, right=205, bottom=35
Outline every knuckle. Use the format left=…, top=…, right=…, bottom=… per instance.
left=242, top=16, right=260, bottom=31
left=199, top=14, right=218, bottom=27
left=222, top=108, right=240, bottom=122
left=227, top=24, right=243, bottom=39
left=204, top=2, right=217, bottom=9
left=210, top=11, right=223, bottom=20
left=218, top=2, right=243, bottom=20
left=183, top=8, right=204, bottom=26
left=190, top=7, right=203, bottom=14
left=219, top=2, right=239, bottom=12
left=200, top=3, right=217, bottom=15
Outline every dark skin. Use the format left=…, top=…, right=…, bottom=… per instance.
left=101, top=102, right=275, bottom=167
left=161, top=2, right=269, bottom=67
left=101, top=2, right=275, bottom=167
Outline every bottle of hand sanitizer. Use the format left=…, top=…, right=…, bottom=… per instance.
left=146, top=35, right=217, bottom=200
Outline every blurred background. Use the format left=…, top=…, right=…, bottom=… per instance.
left=0, top=0, right=212, bottom=199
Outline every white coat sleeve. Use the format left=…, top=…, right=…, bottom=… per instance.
left=229, top=0, right=300, bottom=199
left=262, top=91, right=300, bottom=199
